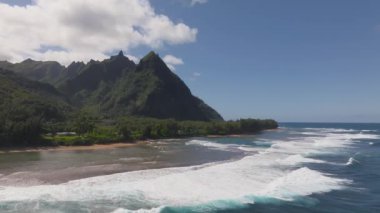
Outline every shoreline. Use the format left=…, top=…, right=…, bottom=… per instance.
left=0, top=130, right=279, bottom=153
left=0, top=142, right=146, bottom=154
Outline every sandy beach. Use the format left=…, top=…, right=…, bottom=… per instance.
left=0, top=142, right=146, bottom=154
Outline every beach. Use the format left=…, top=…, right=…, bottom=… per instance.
left=1, top=124, right=379, bottom=212
left=0, top=142, right=144, bottom=154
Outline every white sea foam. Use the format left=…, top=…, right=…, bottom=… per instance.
left=301, top=131, right=323, bottom=136
left=119, top=157, right=145, bottom=162
left=343, top=133, right=379, bottom=140
left=112, top=207, right=164, bottom=213
left=277, top=154, right=325, bottom=166
left=0, top=145, right=351, bottom=210
left=260, top=167, right=350, bottom=200
left=262, top=130, right=379, bottom=157
left=0, top=156, right=349, bottom=206
left=187, top=140, right=266, bottom=153
left=237, top=146, right=260, bottom=152
left=303, top=128, right=357, bottom=133
left=186, top=139, right=232, bottom=150
left=1, top=127, right=371, bottom=211
left=346, top=157, right=359, bottom=166
left=361, top=130, right=377, bottom=133
left=252, top=141, right=273, bottom=147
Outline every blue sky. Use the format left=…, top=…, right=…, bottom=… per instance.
left=1, top=0, right=380, bottom=122
left=154, top=0, right=380, bottom=123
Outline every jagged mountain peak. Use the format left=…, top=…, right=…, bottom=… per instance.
left=142, top=51, right=159, bottom=61
left=109, top=50, right=130, bottom=61
left=22, top=58, right=35, bottom=63
left=58, top=51, right=136, bottom=97
left=137, top=51, right=170, bottom=76
left=106, top=51, right=224, bottom=121
left=68, top=61, right=85, bottom=67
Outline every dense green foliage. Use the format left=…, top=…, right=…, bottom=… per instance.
left=41, top=117, right=277, bottom=146
left=72, top=111, right=96, bottom=135
left=118, top=117, right=278, bottom=141
left=0, top=69, right=72, bottom=146
left=0, top=110, right=43, bottom=146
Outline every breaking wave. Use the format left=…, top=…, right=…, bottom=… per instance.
left=1, top=127, right=377, bottom=212
left=185, top=139, right=233, bottom=150
left=346, top=157, right=360, bottom=166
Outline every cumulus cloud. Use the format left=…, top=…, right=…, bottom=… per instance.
left=190, top=0, right=208, bottom=6
left=0, top=0, right=197, bottom=65
left=163, top=54, right=184, bottom=71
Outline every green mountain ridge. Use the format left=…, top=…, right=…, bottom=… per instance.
left=58, top=51, right=136, bottom=105
left=0, top=59, right=65, bottom=84
left=102, top=51, right=222, bottom=121
left=0, top=51, right=223, bottom=121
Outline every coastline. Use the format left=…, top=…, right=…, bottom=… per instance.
left=0, top=135, right=235, bottom=153
left=0, top=129, right=279, bottom=153
left=0, top=142, right=146, bottom=154
left=207, top=134, right=244, bottom=138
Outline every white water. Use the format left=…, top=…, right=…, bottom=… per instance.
left=0, top=128, right=377, bottom=212
left=186, top=139, right=262, bottom=152
left=276, top=154, right=326, bottom=166
left=185, top=139, right=233, bottom=150
left=346, top=157, right=359, bottom=166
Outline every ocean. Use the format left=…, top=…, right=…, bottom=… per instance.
left=0, top=123, right=379, bottom=212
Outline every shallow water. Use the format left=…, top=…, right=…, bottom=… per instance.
left=0, top=123, right=379, bottom=212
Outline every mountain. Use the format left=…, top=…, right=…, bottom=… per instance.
left=58, top=51, right=136, bottom=101
left=0, top=59, right=65, bottom=84
left=61, top=51, right=222, bottom=121
left=0, top=68, right=72, bottom=122
left=0, top=51, right=223, bottom=121
left=0, top=68, right=74, bottom=146
left=100, top=51, right=223, bottom=121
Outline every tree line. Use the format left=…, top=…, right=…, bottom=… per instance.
left=0, top=107, right=278, bottom=147
left=118, top=117, right=278, bottom=141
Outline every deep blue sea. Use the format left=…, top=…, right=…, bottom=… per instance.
left=0, top=123, right=379, bottom=212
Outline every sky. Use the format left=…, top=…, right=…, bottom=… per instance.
left=0, top=0, right=379, bottom=122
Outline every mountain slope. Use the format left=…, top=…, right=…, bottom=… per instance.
left=58, top=51, right=136, bottom=104
left=97, top=51, right=223, bottom=121
left=0, top=51, right=223, bottom=121
left=0, top=69, right=72, bottom=121
left=0, top=59, right=65, bottom=83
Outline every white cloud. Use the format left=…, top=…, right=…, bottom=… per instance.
left=126, top=54, right=140, bottom=64
left=193, top=72, right=201, bottom=77
left=0, top=0, right=197, bottom=65
left=163, top=54, right=184, bottom=71
left=191, top=0, right=208, bottom=6
left=190, top=72, right=201, bottom=81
